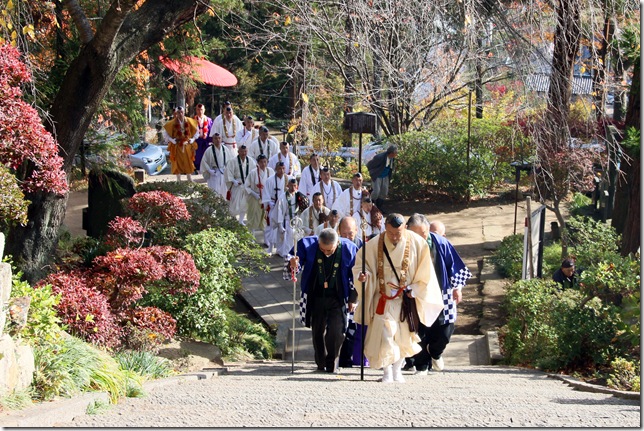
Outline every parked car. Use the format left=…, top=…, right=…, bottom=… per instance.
left=332, top=141, right=386, bottom=164
left=129, top=142, right=167, bottom=175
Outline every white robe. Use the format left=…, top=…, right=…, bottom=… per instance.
left=299, top=205, right=330, bottom=236
left=353, top=230, right=444, bottom=369
left=225, top=155, right=257, bottom=216
left=200, top=144, right=233, bottom=199
left=235, top=127, right=258, bottom=150
left=314, top=220, right=340, bottom=236
left=332, top=187, right=363, bottom=218
left=248, top=136, right=279, bottom=161
left=262, top=174, right=287, bottom=247
left=244, top=166, right=274, bottom=231
left=268, top=151, right=302, bottom=180
left=317, top=179, right=343, bottom=210
left=272, top=191, right=301, bottom=257
left=211, top=115, right=243, bottom=156
left=353, top=209, right=385, bottom=240
left=298, top=165, right=320, bottom=199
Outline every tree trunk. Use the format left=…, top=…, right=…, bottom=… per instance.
left=6, top=0, right=207, bottom=283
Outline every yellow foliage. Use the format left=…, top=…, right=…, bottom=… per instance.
left=284, top=16, right=292, bottom=26
left=301, top=93, right=309, bottom=104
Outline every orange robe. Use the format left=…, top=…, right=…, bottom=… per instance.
left=164, top=117, right=199, bottom=174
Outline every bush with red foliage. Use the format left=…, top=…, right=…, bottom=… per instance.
left=39, top=272, right=122, bottom=349
left=127, top=191, right=191, bottom=231
left=105, top=216, right=146, bottom=249
left=147, top=246, right=200, bottom=295
left=0, top=43, right=67, bottom=197
left=120, top=306, right=177, bottom=345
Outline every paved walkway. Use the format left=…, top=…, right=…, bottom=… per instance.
left=50, top=362, right=640, bottom=427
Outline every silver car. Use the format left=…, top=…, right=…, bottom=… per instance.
left=129, top=142, right=167, bottom=175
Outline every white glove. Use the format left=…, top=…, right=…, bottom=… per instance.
left=209, top=169, right=217, bottom=175
left=233, top=179, right=240, bottom=186
left=251, top=191, right=260, bottom=200
left=279, top=225, right=286, bottom=233
left=189, top=138, right=195, bottom=144
left=169, top=138, right=177, bottom=144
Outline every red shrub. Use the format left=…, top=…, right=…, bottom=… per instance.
left=39, top=272, right=122, bottom=349
left=147, top=246, right=200, bottom=295
left=105, top=216, right=146, bottom=249
left=0, top=44, right=68, bottom=196
left=127, top=191, right=191, bottom=229
left=121, top=306, right=176, bottom=344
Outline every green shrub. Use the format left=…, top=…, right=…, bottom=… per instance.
left=490, top=234, right=524, bottom=279
left=607, top=357, right=640, bottom=391
left=225, top=309, right=275, bottom=360
left=114, top=350, right=174, bottom=380
left=390, top=117, right=515, bottom=200
left=499, top=278, right=560, bottom=366
left=501, top=278, right=628, bottom=373
left=566, top=215, right=621, bottom=268
left=568, top=192, right=593, bottom=217
left=32, top=335, right=127, bottom=403
left=9, top=272, right=63, bottom=344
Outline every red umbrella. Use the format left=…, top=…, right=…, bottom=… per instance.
left=160, top=56, right=237, bottom=87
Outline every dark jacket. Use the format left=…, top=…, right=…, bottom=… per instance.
left=366, top=151, right=395, bottom=181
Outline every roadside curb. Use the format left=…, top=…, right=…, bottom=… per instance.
left=0, top=369, right=225, bottom=427
left=547, top=373, right=640, bottom=401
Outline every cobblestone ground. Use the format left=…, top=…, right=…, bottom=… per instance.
left=56, top=361, right=640, bottom=428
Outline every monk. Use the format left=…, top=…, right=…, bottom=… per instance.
left=163, top=106, right=199, bottom=182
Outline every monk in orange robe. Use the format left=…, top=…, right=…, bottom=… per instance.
left=163, top=106, right=199, bottom=181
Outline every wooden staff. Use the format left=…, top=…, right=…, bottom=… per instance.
left=360, top=217, right=368, bottom=381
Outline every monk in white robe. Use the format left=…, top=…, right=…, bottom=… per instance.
left=268, top=141, right=301, bottom=180
left=353, top=196, right=385, bottom=240
left=262, top=162, right=287, bottom=255
left=245, top=155, right=274, bottom=232
left=247, top=126, right=279, bottom=161
left=225, top=144, right=256, bottom=224
left=353, top=213, right=444, bottom=383
left=272, top=178, right=301, bottom=258
left=298, top=153, right=321, bottom=199
left=314, top=209, right=340, bottom=236
left=317, top=167, right=343, bottom=210
left=211, top=105, right=242, bottom=157
left=200, top=133, right=233, bottom=199
left=235, top=116, right=258, bottom=149
left=299, top=192, right=330, bottom=236
left=333, top=173, right=366, bottom=218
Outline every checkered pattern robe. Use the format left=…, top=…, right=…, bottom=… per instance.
left=429, top=232, right=473, bottom=324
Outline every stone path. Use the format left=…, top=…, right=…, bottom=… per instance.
left=53, top=361, right=640, bottom=427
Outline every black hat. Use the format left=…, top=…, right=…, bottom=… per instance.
left=561, top=259, right=575, bottom=268
left=289, top=178, right=297, bottom=184
left=256, top=154, right=267, bottom=161
left=260, top=126, right=269, bottom=133
left=386, top=213, right=404, bottom=228
left=276, top=161, right=285, bottom=167
left=240, top=144, right=247, bottom=150
left=212, top=132, right=220, bottom=137
left=321, top=166, right=330, bottom=172
left=353, top=172, right=362, bottom=178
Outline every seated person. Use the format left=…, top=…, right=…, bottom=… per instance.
left=552, top=258, right=579, bottom=289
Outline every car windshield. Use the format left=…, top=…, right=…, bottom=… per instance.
left=131, top=142, right=148, bottom=154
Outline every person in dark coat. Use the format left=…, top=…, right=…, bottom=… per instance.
left=366, top=145, right=398, bottom=209
left=286, top=229, right=359, bottom=373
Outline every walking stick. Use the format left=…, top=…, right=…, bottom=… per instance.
left=359, top=217, right=368, bottom=381
left=290, top=216, right=305, bottom=374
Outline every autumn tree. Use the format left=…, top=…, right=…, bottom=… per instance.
left=3, top=0, right=240, bottom=282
